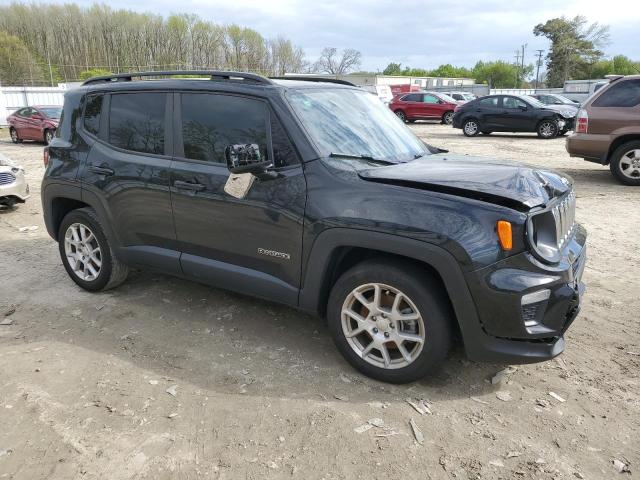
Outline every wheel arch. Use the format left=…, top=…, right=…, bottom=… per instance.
left=606, top=134, right=640, bottom=164
left=299, top=228, right=480, bottom=339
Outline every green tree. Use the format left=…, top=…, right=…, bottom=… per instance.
left=79, top=68, right=113, bottom=80
left=428, top=63, right=473, bottom=78
left=472, top=61, right=531, bottom=88
left=533, top=15, right=610, bottom=87
left=0, top=31, right=46, bottom=85
left=382, top=62, right=402, bottom=75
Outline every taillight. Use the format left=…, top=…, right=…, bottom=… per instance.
left=43, top=147, right=49, bottom=166
left=576, top=109, right=588, bottom=133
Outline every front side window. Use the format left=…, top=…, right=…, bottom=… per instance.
left=108, top=93, right=166, bottom=155
left=286, top=88, right=429, bottom=162
left=503, top=97, right=527, bottom=109
left=83, top=94, right=103, bottom=136
left=181, top=93, right=268, bottom=164
left=423, top=95, right=439, bottom=104
left=592, top=80, right=640, bottom=108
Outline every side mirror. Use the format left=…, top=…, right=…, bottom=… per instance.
left=225, top=144, right=271, bottom=174
left=519, top=105, right=528, bottom=111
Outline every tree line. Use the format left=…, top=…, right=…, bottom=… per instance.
left=0, top=3, right=307, bottom=85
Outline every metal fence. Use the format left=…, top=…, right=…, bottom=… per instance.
left=0, top=84, right=74, bottom=126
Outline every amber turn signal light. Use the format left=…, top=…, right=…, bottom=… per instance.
left=497, top=220, right=513, bottom=250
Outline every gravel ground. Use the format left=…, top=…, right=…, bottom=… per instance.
left=0, top=123, right=638, bottom=480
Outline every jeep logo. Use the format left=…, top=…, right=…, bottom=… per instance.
left=258, top=248, right=291, bottom=260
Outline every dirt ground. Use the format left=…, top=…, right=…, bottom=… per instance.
left=0, top=124, right=638, bottom=480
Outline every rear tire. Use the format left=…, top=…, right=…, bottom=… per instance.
left=394, top=110, right=407, bottom=123
left=609, top=140, right=640, bottom=186
left=9, top=128, right=22, bottom=144
left=536, top=119, right=558, bottom=139
left=462, top=118, right=479, bottom=136
left=327, top=258, right=453, bottom=383
left=58, top=207, right=129, bottom=291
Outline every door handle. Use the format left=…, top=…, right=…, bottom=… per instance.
left=89, top=165, right=114, bottom=176
left=174, top=180, right=206, bottom=192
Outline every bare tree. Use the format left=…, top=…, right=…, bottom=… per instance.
left=314, top=47, right=362, bottom=75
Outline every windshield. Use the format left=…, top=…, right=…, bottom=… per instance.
left=286, top=88, right=429, bottom=162
left=521, top=95, right=546, bottom=108
left=39, top=107, right=62, bottom=118
left=552, top=94, right=576, bottom=105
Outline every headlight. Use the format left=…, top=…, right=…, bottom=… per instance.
left=526, top=191, right=576, bottom=263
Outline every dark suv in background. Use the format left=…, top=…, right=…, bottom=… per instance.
left=42, top=71, right=586, bottom=383
left=566, top=75, right=640, bottom=185
left=453, top=94, right=577, bottom=138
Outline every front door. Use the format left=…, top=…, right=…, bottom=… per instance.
left=500, top=96, right=535, bottom=131
left=422, top=94, right=444, bottom=118
left=170, top=92, right=306, bottom=305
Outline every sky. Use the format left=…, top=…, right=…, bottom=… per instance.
left=11, top=0, right=639, bottom=72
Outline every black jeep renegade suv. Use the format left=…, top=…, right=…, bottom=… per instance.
left=42, top=71, right=587, bottom=383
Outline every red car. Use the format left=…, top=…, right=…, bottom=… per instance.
left=8, top=105, right=62, bottom=145
left=389, top=92, right=459, bottom=125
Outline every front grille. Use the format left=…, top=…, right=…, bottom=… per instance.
left=552, top=190, right=576, bottom=249
left=0, top=172, right=16, bottom=185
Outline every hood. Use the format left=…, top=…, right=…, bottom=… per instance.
left=541, top=104, right=578, bottom=118
left=357, top=154, right=572, bottom=211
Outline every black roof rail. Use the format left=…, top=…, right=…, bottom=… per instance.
left=81, top=70, right=274, bottom=86
left=270, top=76, right=357, bottom=87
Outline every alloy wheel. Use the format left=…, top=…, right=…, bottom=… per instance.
left=444, top=112, right=454, bottom=125
left=64, top=223, right=102, bottom=281
left=395, top=111, right=406, bottom=122
left=341, top=283, right=426, bottom=370
left=45, top=130, right=54, bottom=144
left=539, top=121, right=556, bottom=138
left=619, top=149, right=640, bottom=180
left=464, top=120, right=478, bottom=136
left=10, top=129, right=18, bottom=143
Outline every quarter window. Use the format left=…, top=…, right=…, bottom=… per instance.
left=592, top=80, right=640, bottom=108
left=181, top=93, right=268, bottom=164
left=83, top=94, right=103, bottom=136
left=108, top=93, right=166, bottom=155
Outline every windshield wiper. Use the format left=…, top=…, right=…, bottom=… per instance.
left=329, top=152, right=395, bottom=165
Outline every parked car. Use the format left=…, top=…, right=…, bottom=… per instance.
left=7, top=105, right=62, bottom=145
left=530, top=93, right=580, bottom=109
left=452, top=94, right=576, bottom=138
left=42, top=71, right=586, bottom=383
left=566, top=75, right=640, bottom=186
left=0, top=153, right=30, bottom=208
left=440, top=91, right=477, bottom=102
left=389, top=91, right=459, bottom=124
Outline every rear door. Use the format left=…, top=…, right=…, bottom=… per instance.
left=80, top=91, right=179, bottom=271
left=474, top=96, right=501, bottom=129
left=169, top=92, right=306, bottom=303
left=400, top=93, right=423, bottom=118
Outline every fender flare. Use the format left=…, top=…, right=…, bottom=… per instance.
left=298, top=228, right=482, bottom=343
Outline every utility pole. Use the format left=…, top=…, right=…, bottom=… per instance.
left=534, top=49, right=544, bottom=90
left=514, top=50, right=521, bottom=88
left=520, top=43, right=527, bottom=88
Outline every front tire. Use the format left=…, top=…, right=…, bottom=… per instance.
left=442, top=111, right=454, bottom=125
left=58, top=207, right=129, bottom=291
left=394, top=110, right=407, bottom=123
left=462, top=118, right=479, bottom=136
left=327, top=259, right=452, bottom=383
left=44, top=129, right=54, bottom=145
left=9, top=127, right=22, bottom=144
left=609, top=141, right=640, bottom=186
left=536, top=119, right=558, bottom=139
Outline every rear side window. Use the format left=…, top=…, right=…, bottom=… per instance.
left=479, top=97, right=499, bottom=107
left=181, top=93, right=268, bottom=164
left=83, top=94, right=103, bottom=135
left=402, top=94, right=422, bottom=102
left=109, top=93, right=166, bottom=155
left=592, top=80, right=640, bottom=108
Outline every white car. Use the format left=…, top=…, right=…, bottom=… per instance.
left=0, top=153, right=30, bottom=208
